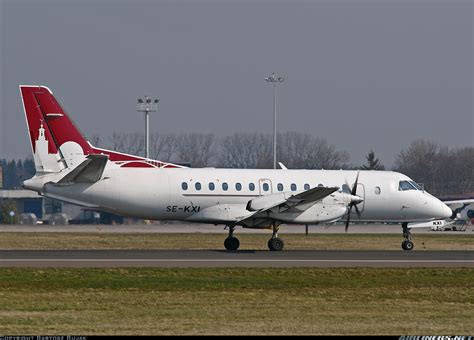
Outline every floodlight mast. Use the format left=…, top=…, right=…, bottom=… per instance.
left=137, top=96, right=159, bottom=159
left=265, top=73, right=284, bottom=170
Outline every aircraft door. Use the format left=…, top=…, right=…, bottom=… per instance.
left=258, top=178, right=273, bottom=196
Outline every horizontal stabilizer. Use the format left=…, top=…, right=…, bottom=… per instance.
left=57, top=154, right=108, bottom=184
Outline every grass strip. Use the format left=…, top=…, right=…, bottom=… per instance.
left=0, top=267, right=472, bottom=335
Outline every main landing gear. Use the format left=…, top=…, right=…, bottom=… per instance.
left=223, top=224, right=285, bottom=251
left=268, top=223, right=284, bottom=251
left=401, top=222, right=414, bottom=251
left=224, top=225, right=240, bottom=251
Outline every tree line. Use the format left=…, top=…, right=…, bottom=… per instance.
left=1, top=132, right=473, bottom=196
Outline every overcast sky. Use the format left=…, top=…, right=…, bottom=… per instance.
left=1, top=0, right=472, bottom=167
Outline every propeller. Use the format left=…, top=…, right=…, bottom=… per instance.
left=345, top=171, right=363, bottom=232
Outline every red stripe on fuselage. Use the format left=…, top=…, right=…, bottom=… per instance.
left=120, top=161, right=156, bottom=168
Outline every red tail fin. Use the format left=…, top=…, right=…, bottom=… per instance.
left=20, top=85, right=183, bottom=171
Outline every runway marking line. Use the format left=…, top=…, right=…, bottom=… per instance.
left=1, top=259, right=473, bottom=263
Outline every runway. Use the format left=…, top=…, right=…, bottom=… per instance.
left=1, top=249, right=473, bottom=268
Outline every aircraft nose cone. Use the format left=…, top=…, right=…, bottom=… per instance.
left=442, top=203, right=453, bottom=219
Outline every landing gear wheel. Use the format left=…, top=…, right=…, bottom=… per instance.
left=401, top=222, right=414, bottom=251
left=268, top=237, right=284, bottom=251
left=224, top=236, right=240, bottom=251
left=401, top=240, right=414, bottom=251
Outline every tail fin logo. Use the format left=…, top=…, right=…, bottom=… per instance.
left=33, top=121, right=66, bottom=173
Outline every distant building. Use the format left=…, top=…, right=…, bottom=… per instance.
left=0, top=189, right=123, bottom=224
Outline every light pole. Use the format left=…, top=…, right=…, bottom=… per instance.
left=137, top=96, right=159, bottom=159
left=265, top=73, right=284, bottom=169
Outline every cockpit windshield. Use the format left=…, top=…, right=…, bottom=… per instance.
left=410, top=181, right=424, bottom=191
left=399, top=180, right=423, bottom=191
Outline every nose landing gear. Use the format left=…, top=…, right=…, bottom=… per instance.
left=401, top=222, right=414, bottom=251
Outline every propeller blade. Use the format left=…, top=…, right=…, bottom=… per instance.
left=354, top=204, right=361, bottom=218
left=345, top=206, right=353, bottom=232
left=344, top=171, right=362, bottom=232
left=351, top=171, right=360, bottom=196
left=344, top=179, right=351, bottom=193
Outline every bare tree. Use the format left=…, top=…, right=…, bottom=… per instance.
left=435, top=146, right=474, bottom=194
left=394, top=139, right=439, bottom=192
left=148, top=133, right=181, bottom=162
left=278, top=132, right=350, bottom=169
left=90, top=134, right=103, bottom=148
left=108, top=132, right=144, bottom=157
left=217, top=132, right=272, bottom=168
left=451, top=147, right=474, bottom=193
left=174, top=133, right=216, bottom=167
left=218, top=132, right=349, bottom=170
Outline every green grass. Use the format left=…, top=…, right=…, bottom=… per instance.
left=0, top=268, right=473, bottom=335
left=0, top=232, right=473, bottom=250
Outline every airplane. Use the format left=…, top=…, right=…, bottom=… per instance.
left=445, top=199, right=474, bottom=224
left=19, top=85, right=453, bottom=251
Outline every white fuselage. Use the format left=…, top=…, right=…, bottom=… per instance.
left=27, top=167, right=452, bottom=226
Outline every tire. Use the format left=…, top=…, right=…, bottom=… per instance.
left=401, top=241, right=407, bottom=250
left=405, top=241, right=414, bottom=251
left=268, top=239, right=274, bottom=251
left=268, top=237, right=284, bottom=251
left=224, top=236, right=240, bottom=251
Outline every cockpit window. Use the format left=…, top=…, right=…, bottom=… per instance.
left=399, top=180, right=417, bottom=191
left=410, top=181, right=423, bottom=191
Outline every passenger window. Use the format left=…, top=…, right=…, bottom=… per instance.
left=277, top=183, right=284, bottom=191
left=263, top=183, right=269, bottom=191
left=318, top=184, right=324, bottom=187
left=209, top=182, right=215, bottom=191
left=181, top=182, right=188, bottom=190
left=236, top=183, right=242, bottom=191
left=375, top=186, right=381, bottom=195
left=291, top=183, right=297, bottom=191
left=222, top=182, right=229, bottom=191
left=304, top=183, right=310, bottom=190
left=249, top=183, right=255, bottom=191
left=195, top=182, right=201, bottom=190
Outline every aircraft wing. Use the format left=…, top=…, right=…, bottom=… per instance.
left=277, top=186, right=339, bottom=212
left=57, top=154, right=108, bottom=184
left=237, top=186, right=339, bottom=226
